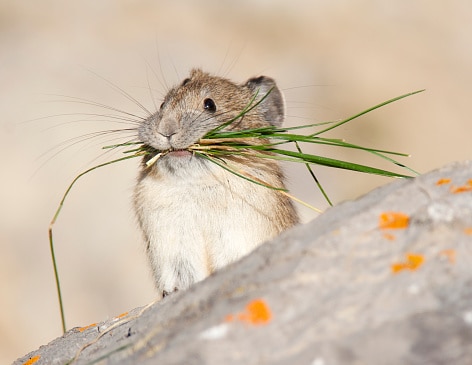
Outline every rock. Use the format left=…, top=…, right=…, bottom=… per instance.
left=15, top=161, right=472, bottom=365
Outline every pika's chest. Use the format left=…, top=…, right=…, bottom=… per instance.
left=135, top=169, right=233, bottom=214
left=135, top=164, right=273, bottom=221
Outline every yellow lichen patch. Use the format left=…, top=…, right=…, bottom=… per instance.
left=379, top=212, right=410, bottom=230
left=391, top=253, right=425, bottom=273
left=436, top=178, right=451, bottom=186
left=22, top=355, right=40, bottom=365
left=225, top=299, right=272, bottom=325
left=439, top=249, right=456, bottom=264
left=464, top=227, right=472, bottom=236
left=78, top=323, right=97, bottom=332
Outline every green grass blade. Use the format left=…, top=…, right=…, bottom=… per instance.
left=310, top=89, right=425, bottom=137
left=195, top=152, right=287, bottom=191
left=197, top=145, right=411, bottom=178
left=48, top=229, right=66, bottom=334
left=102, top=141, right=142, bottom=150
left=311, top=137, right=411, bottom=157
left=294, top=141, right=333, bottom=206
left=48, top=153, right=141, bottom=333
left=265, top=148, right=412, bottom=178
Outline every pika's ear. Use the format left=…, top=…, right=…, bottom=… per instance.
left=244, top=76, right=285, bottom=126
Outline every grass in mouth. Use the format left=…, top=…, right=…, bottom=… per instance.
left=107, top=88, right=422, bottom=201
left=49, top=88, right=424, bottom=333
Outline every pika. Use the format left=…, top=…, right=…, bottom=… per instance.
left=133, top=69, right=299, bottom=297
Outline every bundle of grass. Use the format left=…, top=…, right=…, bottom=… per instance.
left=112, top=89, right=421, bottom=207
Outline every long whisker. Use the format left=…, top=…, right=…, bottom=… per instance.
left=43, top=94, right=148, bottom=121
left=26, top=112, right=142, bottom=126
left=31, top=114, right=142, bottom=134
left=38, top=129, right=136, bottom=162
left=145, top=66, right=159, bottom=113
left=84, top=68, right=153, bottom=117
left=32, top=128, right=137, bottom=180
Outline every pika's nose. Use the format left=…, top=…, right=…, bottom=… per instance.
left=157, top=118, right=178, bottom=140
left=158, top=131, right=176, bottom=140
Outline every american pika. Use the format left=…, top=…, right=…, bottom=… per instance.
left=133, top=69, right=299, bottom=296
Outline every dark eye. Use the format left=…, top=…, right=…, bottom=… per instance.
left=203, top=98, right=216, bottom=112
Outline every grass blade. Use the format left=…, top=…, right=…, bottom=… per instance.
left=265, top=148, right=411, bottom=177
left=294, top=141, right=333, bottom=206
left=310, top=89, right=425, bottom=137
left=49, top=153, right=141, bottom=333
left=195, top=152, right=287, bottom=191
left=196, top=152, right=322, bottom=213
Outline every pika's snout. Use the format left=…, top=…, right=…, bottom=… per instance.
left=139, top=114, right=192, bottom=151
left=156, top=117, right=179, bottom=141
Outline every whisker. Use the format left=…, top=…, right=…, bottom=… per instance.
left=43, top=94, right=148, bottom=122
left=26, top=112, right=141, bottom=125
left=39, top=129, right=136, bottom=160
left=154, top=46, right=171, bottom=93
left=31, top=114, right=142, bottom=134
left=218, top=41, right=246, bottom=78
left=145, top=66, right=159, bottom=113
left=84, top=68, right=153, bottom=117
left=32, top=128, right=137, bottom=179
left=281, top=84, right=330, bottom=92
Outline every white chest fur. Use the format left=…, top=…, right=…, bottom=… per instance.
left=134, top=157, right=282, bottom=294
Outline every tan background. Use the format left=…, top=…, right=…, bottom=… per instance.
left=1, top=1, right=470, bottom=363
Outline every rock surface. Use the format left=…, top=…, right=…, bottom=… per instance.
left=15, top=161, right=472, bottom=365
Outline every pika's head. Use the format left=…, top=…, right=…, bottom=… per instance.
left=138, top=69, right=285, bottom=154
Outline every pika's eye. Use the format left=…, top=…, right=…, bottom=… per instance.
left=203, top=98, right=216, bottom=112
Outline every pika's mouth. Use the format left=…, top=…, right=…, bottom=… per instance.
left=167, top=149, right=192, bottom=157
left=145, top=147, right=193, bottom=168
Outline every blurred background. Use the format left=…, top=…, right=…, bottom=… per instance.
left=1, top=1, right=470, bottom=362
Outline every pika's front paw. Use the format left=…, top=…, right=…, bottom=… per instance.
left=162, top=287, right=179, bottom=298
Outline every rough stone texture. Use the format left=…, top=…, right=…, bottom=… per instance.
left=15, top=161, right=472, bottom=365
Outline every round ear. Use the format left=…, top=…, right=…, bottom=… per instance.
left=244, top=76, right=285, bottom=126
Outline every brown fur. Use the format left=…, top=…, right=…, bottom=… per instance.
left=134, top=69, right=299, bottom=296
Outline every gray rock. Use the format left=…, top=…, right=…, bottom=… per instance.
left=15, top=161, right=472, bottom=365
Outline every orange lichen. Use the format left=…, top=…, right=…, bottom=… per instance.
left=115, top=311, right=129, bottom=319
left=379, top=212, right=410, bottom=230
left=78, top=323, right=97, bottom=332
left=439, top=249, right=456, bottom=264
left=22, top=355, right=40, bottom=365
left=244, top=299, right=272, bottom=324
left=451, top=184, right=472, bottom=194
left=225, top=299, right=272, bottom=325
left=225, top=314, right=235, bottom=322
left=382, top=233, right=396, bottom=241
left=464, top=227, right=472, bottom=236
left=391, top=253, right=425, bottom=273
left=436, top=178, right=451, bottom=186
